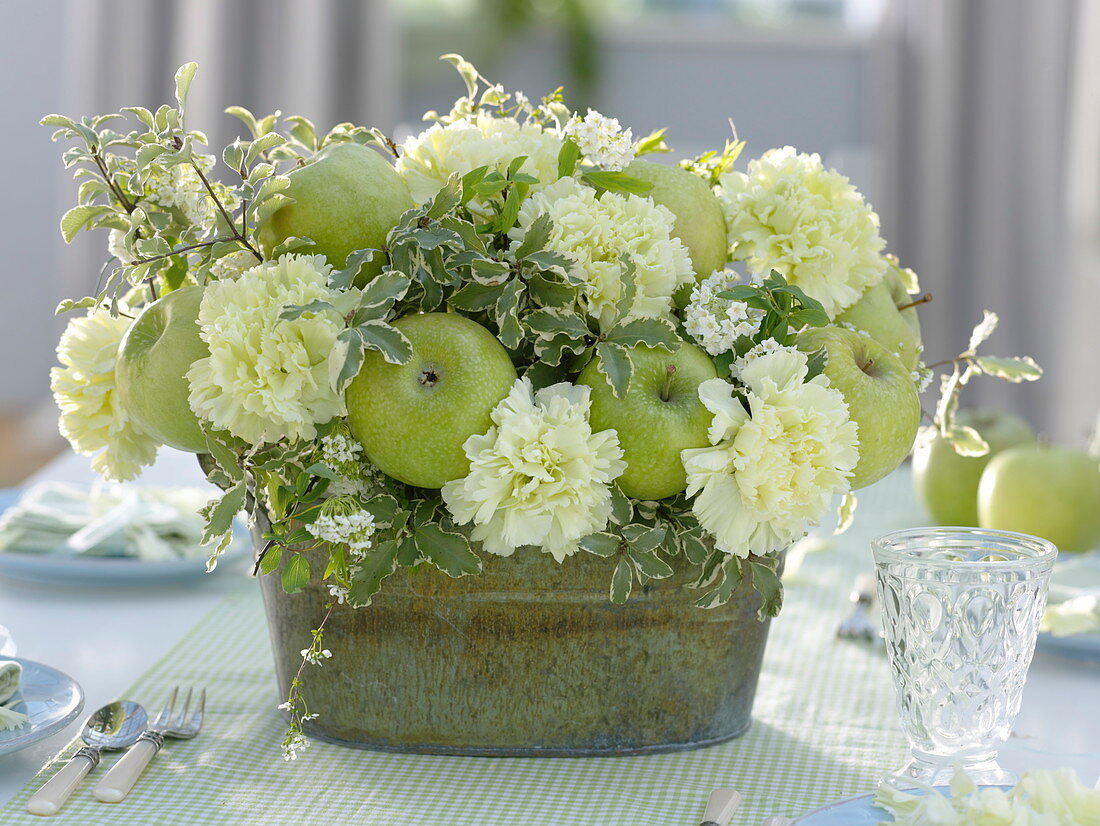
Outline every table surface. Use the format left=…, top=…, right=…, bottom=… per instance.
left=1, top=449, right=1098, bottom=814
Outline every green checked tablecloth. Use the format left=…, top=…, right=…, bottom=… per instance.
left=2, top=472, right=919, bottom=825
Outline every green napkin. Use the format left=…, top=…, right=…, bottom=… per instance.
left=0, top=659, right=20, bottom=704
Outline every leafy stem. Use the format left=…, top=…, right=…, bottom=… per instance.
left=90, top=147, right=136, bottom=214
left=188, top=156, right=262, bottom=262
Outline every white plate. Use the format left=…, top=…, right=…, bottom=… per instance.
left=0, top=489, right=250, bottom=587
left=0, top=658, right=84, bottom=756
left=795, top=786, right=1012, bottom=823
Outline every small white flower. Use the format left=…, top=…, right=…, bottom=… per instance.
left=209, top=249, right=256, bottom=281
left=563, top=109, right=636, bottom=171
left=282, top=731, right=308, bottom=761
left=277, top=701, right=292, bottom=712
left=305, top=498, right=376, bottom=558
left=107, top=229, right=129, bottom=262
left=327, top=582, right=350, bottom=604
left=319, top=433, right=363, bottom=466
left=684, top=270, right=762, bottom=356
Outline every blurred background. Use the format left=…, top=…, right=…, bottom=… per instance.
left=1, top=0, right=1097, bottom=484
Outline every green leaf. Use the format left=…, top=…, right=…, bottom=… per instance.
left=449, top=281, right=505, bottom=312
left=557, top=138, right=581, bottom=177
left=281, top=552, right=311, bottom=594
left=581, top=170, right=654, bottom=196
left=526, top=273, right=575, bottom=308
left=694, top=557, right=744, bottom=609
left=609, top=485, right=633, bottom=526
left=358, top=271, right=411, bottom=311
left=280, top=299, right=337, bottom=322
left=679, top=528, right=710, bottom=565
left=973, top=356, right=1042, bottom=383
left=522, top=360, right=565, bottom=390
left=835, top=492, right=858, bottom=535
left=579, top=532, right=621, bottom=557
left=945, top=425, right=990, bottom=457
left=804, top=347, right=828, bottom=381
left=634, top=127, right=671, bottom=156
left=356, top=321, right=413, bottom=365
left=286, top=115, right=318, bottom=151
left=55, top=296, right=99, bottom=315
left=525, top=308, right=590, bottom=341
left=630, top=549, right=674, bottom=580
left=533, top=332, right=588, bottom=367
left=612, top=257, right=638, bottom=324
left=790, top=307, right=830, bottom=328
left=329, top=248, right=380, bottom=290
left=199, top=481, right=245, bottom=546
left=60, top=204, right=110, bottom=243
left=362, top=494, right=401, bottom=527
left=347, top=541, right=399, bottom=606
left=610, top=557, right=633, bottom=604
left=440, top=53, right=479, bottom=98
left=495, top=278, right=525, bottom=350
left=415, top=523, right=481, bottom=578
left=748, top=558, right=784, bottom=619
left=202, top=431, right=244, bottom=483
left=258, top=543, right=282, bottom=576
left=515, top=212, right=553, bottom=260
left=966, top=310, right=999, bottom=354
left=606, top=317, right=680, bottom=351
left=595, top=341, right=633, bottom=399
left=174, top=62, right=198, bottom=111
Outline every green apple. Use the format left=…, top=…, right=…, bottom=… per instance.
left=346, top=313, right=517, bottom=488
left=796, top=326, right=920, bottom=490
left=835, top=268, right=923, bottom=371
left=115, top=285, right=209, bottom=453
left=258, top=142, right=413, bottom=283
left=578, top=340, right=717, bottom=500
left=978, top=444, right=1100, bottom=552
left=912, top=408, right=1035, bottom=525
left=624, top=160, right=728, bottom=305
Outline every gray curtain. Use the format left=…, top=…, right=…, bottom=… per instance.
left=875, top=0, right=1093, bottom=442
left=54, top=0, right=398, bottom=300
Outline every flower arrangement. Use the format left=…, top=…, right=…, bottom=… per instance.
left=44, top=56, right=1040, bottom=759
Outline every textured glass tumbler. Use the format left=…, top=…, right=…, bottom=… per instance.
left=872, top=527, right=1056, bottom=787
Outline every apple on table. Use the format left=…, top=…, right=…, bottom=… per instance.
left=912, top=408, right=1035, bottom=526
left=979, top=444, right=1100, bottom=553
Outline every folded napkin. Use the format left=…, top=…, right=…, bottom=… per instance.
left=1041, top=552, right=1100, bottom=637
left=0, top=482, right=214, bottom=561
left=0, top=658, right=26, bottom=731
left=0, top=659, right=20, bottom=704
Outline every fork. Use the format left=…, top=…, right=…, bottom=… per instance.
left=836, top=571, right=881, bottom=642
left=93, top=686, right=205, bottom=803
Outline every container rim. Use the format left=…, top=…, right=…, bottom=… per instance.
left=871, top=526, right=1057, bottom=570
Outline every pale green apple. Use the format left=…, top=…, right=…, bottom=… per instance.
left=346, top=313, right=517, bottom=488
left=624, top=160, right=728, bottom=306
left=912, top=408, right=1035, bottom=526
left=115, top=285, right=209, bottom=453
left=797, top=326, right=920, bottom=490
left=835, top=268, right=923, bottom=371
left=258, top=142, right=413, bottom=283
left=978, top=444, right=1100, bottom=552
left=578, top=340, right=716, bottom=500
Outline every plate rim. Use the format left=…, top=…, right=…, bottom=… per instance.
left=0, top=657, right=85, bottom=756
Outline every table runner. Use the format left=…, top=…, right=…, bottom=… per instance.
left=1, top=472, right=919, bottom=825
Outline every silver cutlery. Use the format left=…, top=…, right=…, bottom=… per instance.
left=836, top=571, right=881, bottom=642
left=700, top=788, right=742, bottom=826
left=93, top=686, right=205, bottom=803
left=27, top=700, right=147, bottom=816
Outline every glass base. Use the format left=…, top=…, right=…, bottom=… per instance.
left=879, top=755, right=1017, bottom=790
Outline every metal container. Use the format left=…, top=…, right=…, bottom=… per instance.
left=259, top=540, right=775, bottom=756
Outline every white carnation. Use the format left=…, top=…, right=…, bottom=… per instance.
left=511, top=176, right=694, bottom=331
left=396, top=113, right=563, bottom=208
left=718, top=146, right=886, bottom=317
left=50, top=311, right=159, bottom=481
left=682, top=347, right=859, bottom=556
left=442, top=378, right=625, bottom=562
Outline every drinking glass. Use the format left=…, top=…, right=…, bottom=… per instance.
left=872, top=527, right=1056, bottom=787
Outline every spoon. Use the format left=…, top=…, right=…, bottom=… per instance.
left=27, top=700, right=147, bottom=816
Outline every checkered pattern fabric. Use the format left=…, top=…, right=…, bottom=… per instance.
left=1, top=472, right=921, bottom=825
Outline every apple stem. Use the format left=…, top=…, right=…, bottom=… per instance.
left=896, top=293, right=933, bottom=312
left=660, top=365, right=677, bottom=402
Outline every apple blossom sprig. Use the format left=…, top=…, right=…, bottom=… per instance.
left=926, top=311, right=1043, bottom=457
